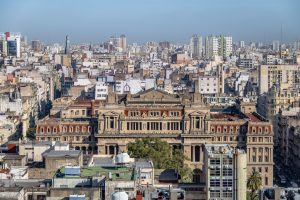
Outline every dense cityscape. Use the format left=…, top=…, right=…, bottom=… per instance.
left=1, top=1, right=300, bottom=200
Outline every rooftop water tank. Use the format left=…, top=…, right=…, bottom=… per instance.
left=112, top=191, right=128, bottom=200
left=116, top=152, right=130, bottom=164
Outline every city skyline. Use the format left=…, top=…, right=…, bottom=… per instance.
left=1, top=0, right=300, bottom=44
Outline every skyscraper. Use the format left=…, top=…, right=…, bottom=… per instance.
left=119, top=34, right=127, bottom=52
left=239, top=41, right=245, bottom=48
left=6, top=33, right=21, bottom=58
left=190, top=34, right=202, bottom=59
left=272, top=40, right=280, bottom=52
left=65, top=35, right=70, bottom=54
left=219, top=35, right=232, bottom=58
left=32, top=40, right=43, bottom=52
left=205, top=35, right=219, bottom=59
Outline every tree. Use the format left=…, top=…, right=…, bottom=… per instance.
left=247, top=168, right=262, bottom=200
left=128, top=137, right=192, bottom=182
left=26, top=127, right=36, bottom=140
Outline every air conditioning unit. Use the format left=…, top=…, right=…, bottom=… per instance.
left=210, top=165, right=215, bottom=169
left=227, top=187, right=232, bottom=191
left=210, top=187, right=215, bottom=191
left=223, top=165, right=229, bottom=169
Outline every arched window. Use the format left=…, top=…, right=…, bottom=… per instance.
left=53, top=127, right=57, bottom=133
left=70, top=126, right=73, bottom=132
left=82, top=126, right=86, bottom=132
left=47, top=127, right=51, bottom=133
left=40, top=127, right=44, bottom=133
left=76, top=126, right=80, bottom=132
left=63, top=126, right=67, bottom=132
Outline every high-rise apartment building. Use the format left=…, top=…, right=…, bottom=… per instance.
left=65, top=35, right=70, bottom=54
left=272, top=40, right=280, bottom=52
left=205, top=35, right=232, bottom=59
left=205, top=35, right=219, bottom=59
left=190, top=34, right=203, bottom=59
left=119, top=34, right=127, bottom=52
left=32, top=40, right=43, bottom=52
left=239, top=41, right=245, bottom=48
left=259, top=65, right=300, bottom=94
left=0, top=40, right=8, bottom=56
left=219, top=36, right=233, bottom=58
left=204, top=144, right=247, bottom=200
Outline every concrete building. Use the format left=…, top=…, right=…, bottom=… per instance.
left=6, top=33, right=21, bottom=58
left=277, top=108, right=300, bottom=176
left=257, top=87, right=300, bottom=119
left=119, top=34, right=127, bottom=52
left=190, top=34, right=203, bottom=59
left=19, top=140, right=53, bottom=162
left=205, top=35, right=219, bottom=59
left=259, top=65, right=300, bottom=94
left=273, top=40, right=280, bottom=52
left=95, top=81, right=108, bottom=100
left=198, top=76, right=219, bottom=95
left=204, top=144, right=247, bottom=200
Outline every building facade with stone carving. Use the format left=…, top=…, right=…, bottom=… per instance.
left=95, top=88, right=274, bottom=186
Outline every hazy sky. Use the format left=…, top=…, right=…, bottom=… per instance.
left=1, top=0, right=299, bottom=44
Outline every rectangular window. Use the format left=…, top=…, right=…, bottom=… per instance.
left=110, top=117, right=114, bottom=129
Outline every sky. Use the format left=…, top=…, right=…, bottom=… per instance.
left=0, top=0, right=299, bottom=44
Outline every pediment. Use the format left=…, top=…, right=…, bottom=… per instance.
left=189, top=111, right=206, bottom=116
left=103, top=111, right=119, bottom=116
left=132, top=88, right=179, bottom=101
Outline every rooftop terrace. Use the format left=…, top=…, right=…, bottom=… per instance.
left=57, top=166, right=134, bottom=181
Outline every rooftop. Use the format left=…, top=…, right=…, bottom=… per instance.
left=56, top=166, right=134, bottom=181
left=43, top=150, right=81, bottom=158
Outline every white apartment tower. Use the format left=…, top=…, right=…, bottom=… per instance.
left=272, top=40, right=280, bottom=52
left=222, top=36, right=233, bottom=58
left=205, top=35, right=219, bottom=59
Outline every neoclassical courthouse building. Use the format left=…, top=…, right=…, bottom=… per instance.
left=36, top=89, right=273, bottom=186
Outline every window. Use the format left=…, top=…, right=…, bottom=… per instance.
left=265, top=177, right=268, bottom=185
left=211, top=168, right=221, bottom=176
left=82, top=110, right=86, bottom=115
left=110, top=117, right=115, bottom=129
left=129, top=111, right=139, bottom=117
left=47, top=127, right=50, bottom=133
left=170, top=111, right=180, bottom=117
left=40, top=127, right=44, bottom=133
left=150, top=111, right=160, bottom=117
left=76, top=126, right=80, bottom=132
left=224, top=127, right=227, bottom=133
left=195, top=117, right=200, bottom=129
left=223, top=168, right=233, bottom=176
left=53, top=127, right=57, bottom=133
left=265, top=167, right=268, bottom=173
left=222, top=179, right=233, bottom=187
left=210, top=179, right=220, bottom=187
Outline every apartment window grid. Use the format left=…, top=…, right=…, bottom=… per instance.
left=209, top=155, right=233, bottom=200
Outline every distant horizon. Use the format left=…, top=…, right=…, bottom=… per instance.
left=1, top=0, right=299, bottom=44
